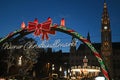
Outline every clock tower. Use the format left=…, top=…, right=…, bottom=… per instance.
left=101, top=1, right=113, bottom=78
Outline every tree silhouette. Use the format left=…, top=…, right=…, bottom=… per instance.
left=0, top=37, right=38, bottom=78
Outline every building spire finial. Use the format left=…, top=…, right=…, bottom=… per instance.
left=104, top=0, right=107, bottom=8
left=87, top=32, right=91, bottom=42
left=104, top=0, right=106, bottom=3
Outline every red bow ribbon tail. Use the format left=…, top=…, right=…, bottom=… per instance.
left=42, top=31, right=49, bottom=40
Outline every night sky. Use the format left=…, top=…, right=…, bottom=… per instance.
left=0, top=0, right=120, bottom=52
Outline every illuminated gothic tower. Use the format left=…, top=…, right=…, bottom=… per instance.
left=70, top=37, right=76, bottom=55
left=69, top=37, right=77, bottom=66
left=101, top=1, right=113, bottom=78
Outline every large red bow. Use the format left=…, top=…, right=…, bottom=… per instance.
left=27, top=18, right=57, bottom=40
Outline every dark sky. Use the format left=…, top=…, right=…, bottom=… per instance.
left=0, top=0, right=120, bottom=52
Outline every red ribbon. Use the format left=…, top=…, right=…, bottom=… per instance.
left=27, top=18, right=57, bottom=40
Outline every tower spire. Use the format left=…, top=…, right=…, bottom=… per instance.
left=102, top=0, right=109, bottom=19
left=101, top=0, right=110, bottom=30
left=104, top=0, right=107, bottom=8
left=87, top=32, right=91, bottom=42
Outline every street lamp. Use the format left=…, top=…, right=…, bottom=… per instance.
left=52, top=64, right=55, bottom=71
left=59, top=66, right=62, bottom=72
left=18, top=56, right=22, bottom=66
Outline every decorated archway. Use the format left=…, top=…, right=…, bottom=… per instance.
left=0, top=18, right=110, bottom=80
